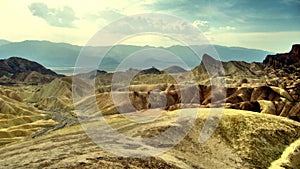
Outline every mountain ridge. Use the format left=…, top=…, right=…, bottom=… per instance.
left=0, top=40, right=273, bottom=73
left=0, top=39, right=10, bottom=46
left=0, top=57, right=61, bottom=85
left=263, top=44, right=300, bottom=69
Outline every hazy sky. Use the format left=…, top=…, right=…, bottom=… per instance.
left=0, top=0, right=299, bottom=52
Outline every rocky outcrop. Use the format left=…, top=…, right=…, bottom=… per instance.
left=263, top=44, right=300, bottom=69
left=192, top=45, right=300, bottom=88
left=151, top=83, right=300, bottom=122
left=187, top=44, right=300, bottom=121
left=192, top=54, right=265, bottom=86
left=262, top=45, right=300, bottom=104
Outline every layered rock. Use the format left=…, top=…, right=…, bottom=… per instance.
left=188, top=44, right=300, bottom=121
left=205, top=85, right=300, bottom=121
left=150, top=83, right=300, bottom=122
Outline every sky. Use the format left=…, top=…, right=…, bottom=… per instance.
left=0, top=0, right=299, bottom=53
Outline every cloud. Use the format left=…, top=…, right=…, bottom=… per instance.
left=192, top=20, right=209, bottom=32
left=85, top=14, right=211, bottom=47
left=1, top=0, right=299, bottom=52
left=147, top=0, right=300, bottom=33
left=218, top=26, right=236, bottom=31
left=192, top=20, right=209, bottom=27
left=280, top=0, right=300, bottom=5
left=28, top=3, right=78, bottom=28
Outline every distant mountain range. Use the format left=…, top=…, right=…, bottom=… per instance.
left=0, top=40, right=273, bottom=74
left=0, top=39, right=10, bottom=46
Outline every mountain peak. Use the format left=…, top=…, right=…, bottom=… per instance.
left=163, top=65, right=187, bottom=73
left=0, top=57, right=60, bottom=85
left=291, top=44, right=300, bottom=56
left=202, top=53, right=219, bottom=63
left=140, top=66, right=162, bottom=74
left=3, top=56, right=57, bottom=75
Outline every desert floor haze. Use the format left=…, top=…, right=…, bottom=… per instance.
left=0, top=44, right=300, bottom=168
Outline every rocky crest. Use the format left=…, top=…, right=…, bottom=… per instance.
left=140, top=66, right=162, bottom=74
left=194, top=54, right=264, bottom=76
left=263, top=44, right=300, bottom=69
left=262, top=45, right=300, bottom=101
left=194, top=45, right=300, bottom=82
left=189, top=45, right=300, bottom=121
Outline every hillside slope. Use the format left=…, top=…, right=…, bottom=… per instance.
left=0, top=108, right=299, bottom=169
